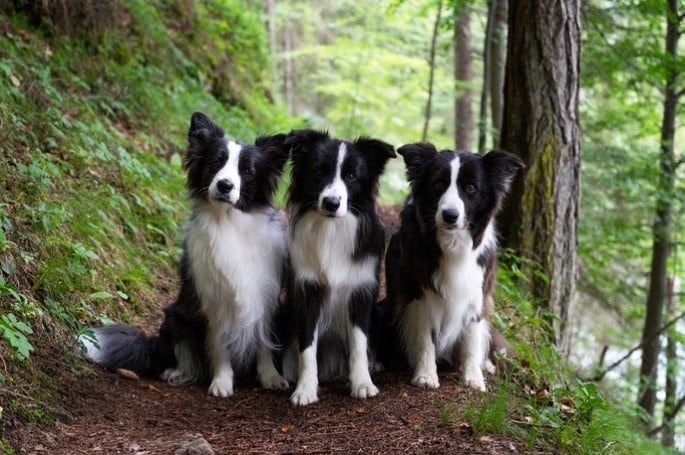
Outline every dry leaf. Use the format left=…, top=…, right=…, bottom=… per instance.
left=536, top=388, right=550, bottom=400
left=116, top=368, right=140, bottom=380
left=281, top=423, right=294, bottom=433
left=479, top=435, right=494, bottom=443
left=10, top=75, right=20, bottom=87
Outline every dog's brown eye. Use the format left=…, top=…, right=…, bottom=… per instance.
left=344, top=172, right=356, bottom=182
left=433, top=181, right=445, bottom=194
left=464, top=184, right=476, bottom=194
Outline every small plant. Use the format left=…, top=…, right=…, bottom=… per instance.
left=0, top=313, right=33, bottom=361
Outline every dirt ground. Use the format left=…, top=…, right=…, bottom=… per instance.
left=4, top=207, right=534, bottom=454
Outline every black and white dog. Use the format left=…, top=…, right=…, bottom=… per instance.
left=281, top=129, right=395, bottom=406
left=81, top=112, right=290, bottom=397
left=379, top=143, right=522, bottom=391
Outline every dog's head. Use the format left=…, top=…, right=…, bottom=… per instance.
left=184, top=112, right=288, bottom=210
left=397, top=143, right=523, bottom=248
left=286, top=129, right=395, bottom=217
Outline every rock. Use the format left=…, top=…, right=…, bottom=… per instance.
left=174, top=434, right=215, bottom=455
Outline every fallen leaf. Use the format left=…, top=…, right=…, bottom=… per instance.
left=116, top=368, right=140, bottom=380
left=281, top=423, right=294, bottom=433
left=10, top=75, right=20, bottom=87
left=479, top=435, right=494, bottom=443
left=146, top=383, right=162, bottom=393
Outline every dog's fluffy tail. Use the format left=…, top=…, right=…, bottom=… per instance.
left=79, top=324, right=174, bottom=378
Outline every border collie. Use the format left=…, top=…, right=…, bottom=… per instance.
left=81, top=112, right=290, bottom=397
left=281, top=129, right=395, bottom=406
left=379, top=143, right=522, bottom=391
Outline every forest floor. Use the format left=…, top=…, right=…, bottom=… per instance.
left=5, top=208, right=533, bottom=455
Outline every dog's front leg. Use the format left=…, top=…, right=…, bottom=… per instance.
left=257, top=343, right=289, bottom=390
left=460, top=318, right=488, bottom=391
left=207, top=325, right=234, bottom=397
left=290, top=280, right=323, bottom=406
left=348, top=286, right=379, bottom=399
left=405, top=302, right=440, bottom=389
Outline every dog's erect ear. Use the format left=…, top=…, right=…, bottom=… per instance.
left=397, top=143, right=438, bottom=183
left=185, top=112, right=225, bottom=170
left=482, top=150, right=525, bottom=195
left=188, top=112, right=224, bottom=143
left=284, top=129, right=330, bottom=159
left=256, top=133, right=289, bottom=174
left=354, top=138, right=396, bottom=176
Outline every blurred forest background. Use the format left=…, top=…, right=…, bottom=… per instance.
left=0, top=0, right=684, bottom=453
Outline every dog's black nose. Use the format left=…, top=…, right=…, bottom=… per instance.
left=441, top=208, right=460, bottom=225
left=216, top=179, right=234, bottom=194
left=322, top=196, right=341, bottom=213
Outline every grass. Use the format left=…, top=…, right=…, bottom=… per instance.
left=0, top=0, right=299, bottom=443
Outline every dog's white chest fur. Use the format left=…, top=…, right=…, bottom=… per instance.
left=289, top=210, right=376, bottom=288
left=289, top=209, right=376, bottom=333
left=421, top=225, right=494, bottom=358
left=186, top=206, right=285, bottom=339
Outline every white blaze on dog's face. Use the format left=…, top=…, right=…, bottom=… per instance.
left=209, top=140, right=243, bottom=206
left=435, top=156, right=467, bottom=231
left=318, top=142, right=349, bottom=217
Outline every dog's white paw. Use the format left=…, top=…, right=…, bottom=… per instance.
left=464, top=365, right=486, bottom=392
left=411, top=373, right=440, bottom=389
left=208, top=375, right=234, bottom=397
left=351, top=382, right=379, bottom=399
left=161, top=368, right=190, bottom=386
left=259, top=371, right=289, bottom=390
left=483, top=359, right=496, bottom=375
left=290, top=386, right=318, bottom=406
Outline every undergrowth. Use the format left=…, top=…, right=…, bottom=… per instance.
left=447, top=253, right=669, bottom=454
left=0, top=0, right=298, bottom=444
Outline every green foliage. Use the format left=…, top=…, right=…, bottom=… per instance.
left=0, top=313, right=33, bottom=361
left=456, top=257, right=668, bottom=454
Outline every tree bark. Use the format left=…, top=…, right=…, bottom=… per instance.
left=637, top=0, right=681, bottom=424
left=498, top=0, right=581, bottom=356
left=265, top=0, right=277, bottom=76
left=661, top=278, right=678, bottom=447
left=422, top=0, right=443, bottom=142
left=488, top=0, right=507, bottom=147
left=477, top=0, right=495, bottom=154
left=454, top=6, right=473, bottom=151
left=283, top=18, right=295, bottom=114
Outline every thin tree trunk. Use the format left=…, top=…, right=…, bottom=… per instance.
left=283, top=20, right=295, bottom=113
left=498, top=0, right=581, bottom=356
left=265, top=0, right=278, bottom=96
left=477, top=0, right=496, bottom=154
left=637, top=0, right=680, bottom=424
left=661, top=278, right=678, bottom=447
left=489, top=0, right=507, bottom=147
left=454, top=6, right=473, bottom=151
left=422, top=0, right=443, bottom=142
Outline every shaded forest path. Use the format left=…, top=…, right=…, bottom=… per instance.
left=7, top=208, right=528, bottom=454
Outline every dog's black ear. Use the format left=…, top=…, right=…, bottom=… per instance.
left=397, top=142, right=438, bottom=183
left=284, top=129, right=329, bottom=160
left=256, top=133, right=289, bottom=174
left=482, top=150, right=524, bottom=195
left=186, top=112, right=224, bottom=169
left=354, top=138, right=396, bottom=176
left=188, top=112, right=224, bottom=143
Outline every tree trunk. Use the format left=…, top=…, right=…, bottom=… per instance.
left=265, top=0, right=277, bottom=76
left=422, top=0, right=443, bottom=142
left=637, top=0, right=681, bottom=425
left=661, top=278, right=678, bottom=447
left=454, top=6, right=473, bottom=151
left=488, top=0, right=507, bottom=147
left=283, top=19, right=295, bottom=114
left=498, top=0, right=581, bottom=356
left=477, top=1, right=495, bottom=154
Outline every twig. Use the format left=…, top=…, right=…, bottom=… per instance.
left=580, top=310, right=685, bottom=381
